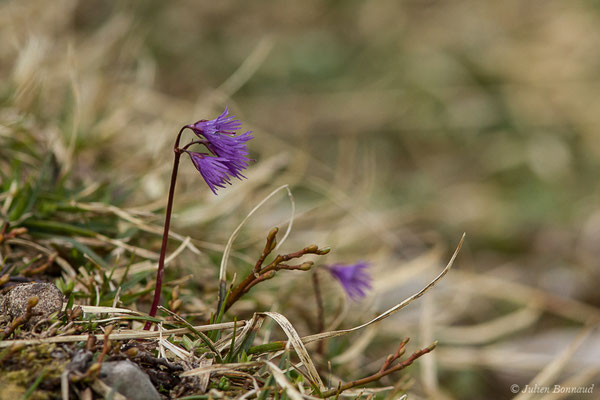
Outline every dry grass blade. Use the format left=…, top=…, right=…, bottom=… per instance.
left=435, top=343, right=595, bottom=374
left=60, top=370, right=69, bottom=400
left=7, top=238, right=77, bottom=277
left=91, top=380, right=127, bottom=400
left=164, top=235, right=192, bottom=264
left=66, top=305, right=144, bottom=315
left=265, top=360, right=305, bottom=400
left=159, top=338, right=191, bottom=360
left=307, top=177, right=401, bottom=248
left=215, top=313, right=262, bottom=353
left=274, top=185, right=295, bottom=251
left=260, top=311, right=325, bottom=391
left=238, top=389, right=260, bottom=400
left=71, top=201, right=202, bottom=255
left=437, top=306, right=541, bottom=345
left=341, top=387, right=396, bottom=397
left=71, top=316, right=146, bottom=324
left=302, top=234, right=465, bottom=345
left=539, top=367, right=600, bottom=400
left=0, top=321, right=245, bottom=348
left=196, top=358, right=214, bottom=393
left=420, top=293, right=438, bottom=396
left=216, top=36, right=274, bottom=98
left=84, top=233, right=158, bottom=259
left=450, top=271, right=600, bottom=324
left=181, top=361, right=262, bottom=377
left=111, top=236, right=192, bottom=281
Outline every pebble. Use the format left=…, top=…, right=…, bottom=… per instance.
left=68, top=349, right=93, bottom=372
left=100, top=360, right=161, bottom=400
left=1, top=282, right=64, bottom=324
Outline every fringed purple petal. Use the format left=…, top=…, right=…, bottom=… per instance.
left=327, top=262, right=371, bottom=300
left=192, top=106, right=243, bottom=136
left=203, top=130, right=253, bottom=179
left=186, top=107, right=253, bottom=194
left=187, top=152, right=233, bottom=195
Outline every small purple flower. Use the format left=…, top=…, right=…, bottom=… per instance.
left=185, top=107, right=253, bottom=194
left=326, top=262, right=371, bottom=300
left=186, top=152, right=233, bottom=195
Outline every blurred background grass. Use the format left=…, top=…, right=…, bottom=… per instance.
left=2, top=0, right=600, bottom=398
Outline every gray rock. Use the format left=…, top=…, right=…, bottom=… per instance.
left=99, top=360, right=161, bottom=400
left=68, top=349, right=93, bottom=373
left=1, top=282, right=63, bottom=324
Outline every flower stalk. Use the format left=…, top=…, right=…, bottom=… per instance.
left=144, top=109, right=252, bottom=330
left=312, top=270, right=326, bottom=355
left=144, top=128, right=185, bottom=330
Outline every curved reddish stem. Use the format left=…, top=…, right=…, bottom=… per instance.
left=144, top=127, right=187, bottom=330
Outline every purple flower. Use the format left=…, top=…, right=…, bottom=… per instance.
left=186, top=152, right=233, bottom=195
left=326, top=262, right=371, bottom=300
left=185, top=107, right=253, bottom=194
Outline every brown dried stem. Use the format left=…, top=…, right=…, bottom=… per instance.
left=96, top=325, right=114, bottom=364
left=23, top=253, right=56, bottom=277
left=224, top=229, right=330, bottom=313
left=312, top=270, right=326, bottom=355
left=0, top=227, right=28, bottom=244
left=79, top=325, right=114, bottom=381
left=66, top=306, right=83, bottom=322
left=253, top=227, right=279, bottom=274
left=319, top=338, right=437, bottom=398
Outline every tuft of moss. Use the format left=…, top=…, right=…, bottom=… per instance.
left=0, top=344, right=66, bottom=400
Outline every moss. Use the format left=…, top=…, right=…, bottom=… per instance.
left=0, top=381, right=26, bottom=400
left=0, top=344, right=67, bottom=400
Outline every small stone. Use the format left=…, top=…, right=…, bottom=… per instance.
left=99, top=360, right=161, bottom=400
left=1, top=282, right=64, bottom=324
left=68, top=349, right=93, bottom=373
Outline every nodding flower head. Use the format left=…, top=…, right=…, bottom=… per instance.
left=185, top=107, right=253, bottom=194
left=192, top=106, right=242, bottom=135
left=326, top=262, right=371, bottom=300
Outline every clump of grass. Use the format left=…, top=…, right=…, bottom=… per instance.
left=0, top=3, right=472, bottom=399
left=0, top=57, right=450, bottom=400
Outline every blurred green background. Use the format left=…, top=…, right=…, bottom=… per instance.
left=2, top=1, right=600, bottom=398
